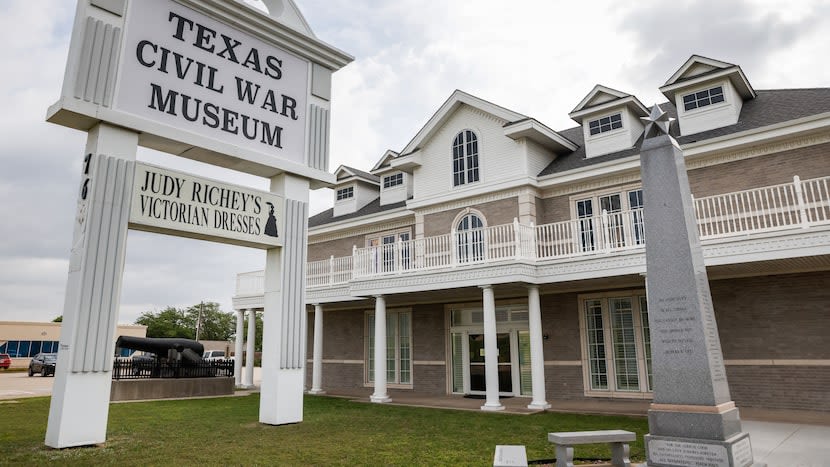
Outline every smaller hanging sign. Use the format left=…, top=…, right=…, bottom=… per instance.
left=129, top=162, right=282, bottom=248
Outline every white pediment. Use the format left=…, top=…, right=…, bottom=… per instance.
left=400, top=90, right=526, bottom=154
left=371, top=150, right=401, bottom=173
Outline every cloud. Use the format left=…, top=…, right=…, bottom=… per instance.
left=2, top=0, right=829, bottom=326
left=619, top=0, right=829, bottom=93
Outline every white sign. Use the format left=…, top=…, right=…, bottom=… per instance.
left=129, top=162, right=283, bottom=248
left=116, top=0, right=309, bottom=164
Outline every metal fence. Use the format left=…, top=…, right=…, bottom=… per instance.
left=112, top=358, right=234, bottom=380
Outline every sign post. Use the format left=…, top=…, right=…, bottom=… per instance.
left=45, top=0, right=351, bottom=448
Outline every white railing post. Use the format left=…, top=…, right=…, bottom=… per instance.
left=793, top=175, right=810, bottom=228
left=328, top=255, right=335, bottom=285
left=529, top=221, right=537, bottom=260
left=513, top=218, right=522, bottom=260
left=352, top=245, right=358, bottom=277
left=451, top=228, right=458, bottom=267
left=601, top=209, right=611, bottom=252
left=395, top=240, right=402, bottom=274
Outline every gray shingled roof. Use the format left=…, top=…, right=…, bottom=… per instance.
left=538, top=89, right=830, bottom=177
left=338, top=165, right=380, bottom=183
left=311, top=88, right=830, bottom=227
left=309, top=199, right=408, bottom=228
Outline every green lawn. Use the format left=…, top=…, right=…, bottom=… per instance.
left=0, top=394, right=648, bottom=465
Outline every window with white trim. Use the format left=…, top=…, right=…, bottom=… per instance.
left=456, top=213, right=484, bottom=262
left=573, top=187, right=644, bottom=251
left=367, top=229, right=412, bottom=272
left=336, top=186, right=354, bottom=201
left=588, top=113, right=622, bottom=136
left=383, top=173, right=404, bottom=189
left=580, top=292, right=651, bottom=396
left=366, top=310, right=412, bottom=385
left=452, top=130, right=480, bottom=186
left=682, top=85, right=725, bottom=111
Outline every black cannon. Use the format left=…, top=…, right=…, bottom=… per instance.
left=116, top=336, right=205, bottom=363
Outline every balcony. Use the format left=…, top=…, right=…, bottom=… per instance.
left=234, top=175, right=830, bottom=304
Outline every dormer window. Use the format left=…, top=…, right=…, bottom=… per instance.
left=336, top=187, right=354, bottom=201
left=452, top=130, right=480, bottom=186
left=683, top=86, right=724, bottom=111
left=588, top=113, right=622, bottom=136
left=383, top=173, right=403, bottom=189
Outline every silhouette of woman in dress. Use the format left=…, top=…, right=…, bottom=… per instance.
left=265, top=202, right=279, bottom=237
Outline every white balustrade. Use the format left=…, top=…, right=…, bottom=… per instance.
left=226, top=175, right=830, bottom=293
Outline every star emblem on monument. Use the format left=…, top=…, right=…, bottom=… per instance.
left=641, top=104, right=675, bottom=139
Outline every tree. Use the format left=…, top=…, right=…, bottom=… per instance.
left=185, top=302, right=235, bottom=341
left=135, top=302, right=236, bottom=341
left=52, top=316, right=62, bottom=322
left=135, top=306, right=191, bottom=338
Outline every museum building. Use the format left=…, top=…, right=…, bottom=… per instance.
left=233, top=55, right=830, bottom=412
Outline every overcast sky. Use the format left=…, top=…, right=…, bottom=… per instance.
left=1, top=0, right=828, bottom=325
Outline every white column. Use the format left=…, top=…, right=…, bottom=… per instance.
left=234, top=309, right=245, bottom=387
left=370, top=295, right=391, bottom=403
left=244, top=308, right=257, bottom=388
left=46, top=123, right=139, bottom=448
left=527, top=286, right=550, bottom=409
left=309, top=304, right=325, bottom=394
left=259, top=174, right=310, bottom=425
left=480, top=285, right=503, bottom=411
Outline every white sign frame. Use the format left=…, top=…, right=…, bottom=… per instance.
left=44, top=0, right=351, bottom=449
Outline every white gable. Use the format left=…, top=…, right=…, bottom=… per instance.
left=660, top=56, right=756, bottom=136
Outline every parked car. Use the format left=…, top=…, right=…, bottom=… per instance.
left=28, top=353, right=57, bottom=377
left=0, top=353, right=11, bottom=370
left=129, top=351, right=156, bottom=376
left=202, top=350, right=228, bottom=361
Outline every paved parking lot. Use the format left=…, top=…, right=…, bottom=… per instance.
left=0, top=370, right=55, bottom=399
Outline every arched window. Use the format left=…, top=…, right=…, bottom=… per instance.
left=452, top=130, right=480, bottom=186
left=456, top=213, right=484, bottom=262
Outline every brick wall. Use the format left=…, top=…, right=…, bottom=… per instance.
left=713, top=271, right=830, bottom=360
left=422, top=197, right=519, bottom=237
left=541, top=293, right=581, bottom=361
left=413, top=303, right=445, bottom=361
left=307, top=233, right=368, bottom=261
left=727, top=365, right=830, bottom=411
left=413, top=365, right=447, bottom=394
left=322, top=309, right=365, bottom=360
left=546, top=365, right=584, bottom=400
left=688, top=141, right=830, bottom=197
left=536, top=141, right=829, bottom=225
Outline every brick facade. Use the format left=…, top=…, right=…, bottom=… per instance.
left=422, top=197, right=519, bottom=237
left=306, top=271, right=830, bottom=411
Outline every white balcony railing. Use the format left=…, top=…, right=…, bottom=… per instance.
left=235, top=175, right=830, bottom=292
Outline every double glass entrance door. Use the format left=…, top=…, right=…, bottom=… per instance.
left=468, top=333, right=513, bottom=393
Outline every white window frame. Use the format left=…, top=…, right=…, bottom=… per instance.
left=366, top=228, right=413, bottom=272
left=587, top=112, right=623, bottom=137
left=365, top=308, right=413, bottom=388
left=682, top=84, right=726, bottom=112
left=569, top=184, right=645, bottom=251
left=382, top=172, right=404, bottom=189
left=578, top=290, right=652, bottom=399
left=335, top=186, right=354, bottom=201
left=452, top=129, right=481, bottom=187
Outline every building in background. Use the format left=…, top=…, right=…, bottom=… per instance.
left=233, top=55, right=830, bottom=412
left=0, top=321, right=147, bottom=369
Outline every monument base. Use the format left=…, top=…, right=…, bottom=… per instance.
left=648, top=405, right=743, bottom=440
left=645, top=432, right=763, bottom=467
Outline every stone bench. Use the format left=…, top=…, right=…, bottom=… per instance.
left=547, top=430, right=635, bottom=467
